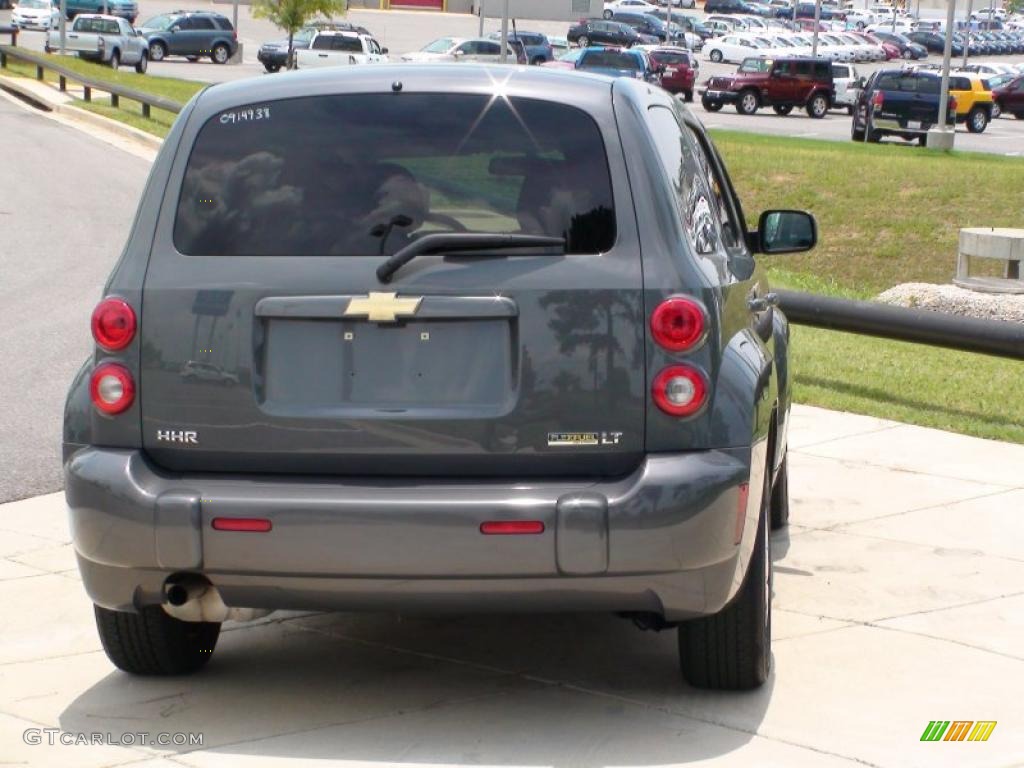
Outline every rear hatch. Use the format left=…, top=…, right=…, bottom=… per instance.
left=140, top=87, right=645, bottom=478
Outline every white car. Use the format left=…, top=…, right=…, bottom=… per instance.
left=835, top=32, right=884, bottom=60
left=11, top=0, right=60, bottom=30
left=830, top=62, right=861, bottom=112
left=866, top=18, right=914, bottom=34
left=766, top=34, right=812, bottom=56
left=400, top=37, right=519, bottom=64
left=971, top=7, right=1006, bottom=21
left=704, top=33, right=776, bottom=64
left=603, top=0, right=658, bottom=18
left=845, top=10, right=877, bottom=29
left=294, top=31, right=388, bottom=69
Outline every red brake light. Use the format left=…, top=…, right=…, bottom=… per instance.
left=652, top=365, right=708, bottom=418
left=871, top=90, right=884, bottom=108
left=212, top=517, right=272, bottom=532
left=89, top=362, right=135, bottom=415
left=650, top=297, right=707, bottom=352
left=91, top=297, right=136, bottom=351
left=480, top=521, right=545, bottom=535
left=949, top=95, right=957, bottom=113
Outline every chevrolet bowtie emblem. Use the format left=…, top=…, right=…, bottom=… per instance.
left=343, top=292, right=422, bottom=323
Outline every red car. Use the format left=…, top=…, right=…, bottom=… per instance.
left=992, top=75, right=1024, bottom=120
left=851, top=31, right=899, bottom=60
left=647, top=46, right=698, bottom=101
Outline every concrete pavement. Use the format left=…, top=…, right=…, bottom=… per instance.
left=1, top=404, right=1022, bottom=768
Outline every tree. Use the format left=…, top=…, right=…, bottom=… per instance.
left=252, top=0, right=348, bottom=69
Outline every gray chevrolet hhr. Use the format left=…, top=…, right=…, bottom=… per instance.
left=64, top=64, right=816, bottom=690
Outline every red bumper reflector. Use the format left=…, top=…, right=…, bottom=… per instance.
left=734, top=483, right=750, bottom=545
left=212, top=517, right=272, bottom=532
left=480, top=520, right=545, bottom=535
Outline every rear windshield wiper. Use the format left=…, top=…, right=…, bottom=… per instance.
left=377, top=233, right=566, bottom=284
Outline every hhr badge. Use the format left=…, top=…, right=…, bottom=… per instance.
left=548, top=431, right=623, bottom=447
left=157, top=430, right=198, bottom=445
left=343, top=292, right=422, bottom=323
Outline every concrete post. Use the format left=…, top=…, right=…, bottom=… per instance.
left=499, top=0, right=508, bottom=63
left=812, top=0, right=821, bottom=57
left=927, top=0, right=957, bottom=150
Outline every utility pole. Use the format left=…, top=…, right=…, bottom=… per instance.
left=499, top=0, right=509, bottom=63
left=59, top=0, right=66, bottom=54
left=963, top=0, right=972, bottom=67
left=478, top=0, right=484, bottom=37
left=931, top=0, right=957, bottom=149
left=812, top=0, right=821, bottom=57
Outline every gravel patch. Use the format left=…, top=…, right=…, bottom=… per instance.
left=876, top=283, right=1024, bottom=324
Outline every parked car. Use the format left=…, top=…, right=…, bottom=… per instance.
left=488, top=30, right=554, bottom=64
left=649, top=10, right=713, bottom=40
left=574, top=45, right=659, bottom=80
left=540, top=47, right=583, bottom=69
left=548, top=35, right=570, bottom=57
left=400, top=37, right=526, bottom=65
left=991, top=74, right=1024, bottom=119
left=703, top=32, right=775, bottom=63
left=831, top=62, right=861, bottom=113
left=11, top=0, right=60, bottom=30
left=701, top=55, right=834, bottom=117
left=293, top=30, right=388, bottom=69
left=947, top=72, right=995, bottom=133
left=44, top=14, right=148, bottom=71
left=907, top=30, right=963, bottom=56
left=567, top=18, right=651, bottom=47
left=611, top=11, right=684, bottom=43
left=645, top=45, right=698, bottom=99
left=871, top=29, right=927, bottom=59
left=704, top=0, right=763, bottom=13
left=63, top=0, right=135, bottom=23
left=851, top=68, right=956, bottom=144
left=257, top=21, right=370, bottom=73
left=602, top=0, right=658, bottom=17
left=66, top=62, right=812, bottom=690
left=137, top=11, right=237, bottom=64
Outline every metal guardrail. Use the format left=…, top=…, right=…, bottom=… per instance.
left=0, top=25, right=17, bottom=46
left=0, top=44, right=183, bottom=117
left=777, top=290, right=1024, bottom=361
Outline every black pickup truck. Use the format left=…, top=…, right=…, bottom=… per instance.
left=851, top=69, right=956, bottom=145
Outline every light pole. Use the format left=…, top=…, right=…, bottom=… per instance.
left=812, top=0, right=822, bottom=57
left=478, top=0, right=484, bottom=38
left=963, top=0, right=972, bottom=68
left=929, top=0, right=957, bottom=149
left=499, top=0, right=509, bottom=63
left=58, top=0, right=66, bottom=54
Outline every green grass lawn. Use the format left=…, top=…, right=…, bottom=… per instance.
left=711, top=130, right=1024, bottom=444
left=0, top=52, right=201, bottom=136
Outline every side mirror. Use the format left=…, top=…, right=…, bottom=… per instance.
left=855, top=76, right=866, bottom=88
left=753, top=210, right=818, bottom=254
left=170, top=25, right=180, bottom=32
left=381, top=47, right=388, bottom=54
left=453, top=49, right=464, bottom=57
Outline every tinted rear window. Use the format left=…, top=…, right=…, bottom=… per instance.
left=174, top=95, right=616, bottom=257
left=580, top=50, right=640, bottom=70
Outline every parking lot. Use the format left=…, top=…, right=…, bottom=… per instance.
left=2, top=0, right=1024, bottom=153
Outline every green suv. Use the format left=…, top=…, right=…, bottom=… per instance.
left=138, top=11, right=238, bottom=64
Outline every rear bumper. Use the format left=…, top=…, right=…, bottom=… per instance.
left=64, top=446, right=760, bottom=621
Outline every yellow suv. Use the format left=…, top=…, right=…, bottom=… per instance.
left=949, top=73, right=995, bottom=133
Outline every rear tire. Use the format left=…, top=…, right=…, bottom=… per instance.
left=702, top=98, right=723, bottom=112
left=186, top=55, right=200, bottom=62
left=866, top=117, right=882, bottom=143
left=264, top=62, right=281, bottom=73
left=135, top=52, right=148, bottom=74
left=737, top=89, right=759, bottom=115
left=806, top=92, right=829, bottom=118
left=772, top=104, right=793, bottom=115
left=709, top=49, right=723, bottom=63
left=683, top=89, right=693, bottom=102
left=770, top=454, right=789, bottom=530
left=991, top=101, right=1000, bottom=119
left=94, top=604, right=220, bottom=676
left=679, top=464, right=772, bottom=690
left=108, top=50, right=119, bottom=69
left=578, top=35, right=590, bottom=48
left=211, top=43, right=230, bottom=65
left=966, top=106, right=988, bottom=133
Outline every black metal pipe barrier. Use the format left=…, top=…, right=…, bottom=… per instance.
left=777, top=290, right=1024, bottom=361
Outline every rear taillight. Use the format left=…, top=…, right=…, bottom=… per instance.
left=652, top=365, right=708, bottom=418
left=89, top=362, right=135, bottom=415
left=91, top=297, right=136, bottom=351
left=948, top=95, right=957, bottom=113
left=871, top=90, right=884, bottom=108
left=650, top=297, right=707, bottom=352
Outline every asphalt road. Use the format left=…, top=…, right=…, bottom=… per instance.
left=0, top=95, right=148, bottom=503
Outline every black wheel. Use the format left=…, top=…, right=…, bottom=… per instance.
left=1015, top=113, right=1024, bottom=120
left=918, top=134, right=928, bottom=146
left=603, top=9, right=613, bottom=18
left=264, top=62, right=281, bottom=73
left=846, top=104, right=854, bottom=115
left=578, top=35, right=590, bottom=48
left=135, top=52, right=148, bottom=74
left=866, top=116, right=882, bottom=143
left=806, top=92, right=829, bottom=118
left=770, top=453, right=789, bottom=530
left=149, top=40, right=166, bottom=62
left=737, top=89, right=759, bottom=115
left=702, top=98, right=722, bottom=112
left=94, top=604, right=220, bottom=676
left=991, top=101, right=1001, bottom=119
left=108, top=50, right=119, bottom=69
left=679, top=462, right=772, bottom=690
left=709, top=48, right=723, bottom=63
left=211, top=43, right=230, bottom=65
left=772, top=104, right=793, bottom=115
left=902, top=48, right=913, bottom=59
left=683, top=89, right=693, bottom=102
left=966, top=107, right=988, bottom=133
left=186, top=55, right=200, bottom=62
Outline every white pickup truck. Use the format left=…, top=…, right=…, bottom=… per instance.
left=45, top=14, right=149, bottom=72
left=293, top=30, right=388, bottom=69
